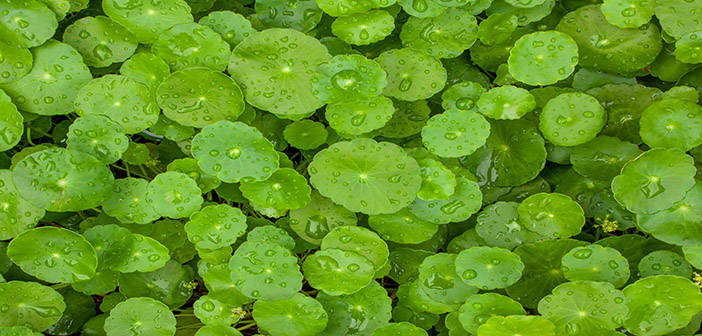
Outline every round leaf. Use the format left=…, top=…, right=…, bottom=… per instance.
left=456, top=246, right=525, bottom=290
left=517, top=193, right=585, bottom=238
left=0, top=281, right=65, bottom=332
left=12, top=148, right=114, bottom=212
left=146, top=172, right=204, bottom=219
left=0, top=170, right=44, bottom=240
left=62, top=16, right=138, bottom=68
left=421, top=109, right=490, bottom=158
left=308, top=138, right=421, bottom=215
left=537, top=281, right=628, bottom=334
left=156, top=68, right=245, bottom=128
left=75, top=74, right=160, bottom=134
left=611, top=148, right=696, bottom=214
left=228, top=240, right=303, bottom=301
left=302, top=248, right=374, bottom=296
left=191, top=120, right=279, bottom=183
left=623, top=275, right=702, bottom=336
left=228, top=28, right=331, bottom=119
left=561, top=245, right=631, bottom=287
left=1, top=40, right=91, bottom=116
left=539, top=92, right=606, bottom=147
left=185, top=204, right=247, bottom=250
left=376, top=48, right=447, bottom=101
left=508, top=31, right=578, bottom=85
left=103, top=233, right=170, bottom=273
left=104, top=297, right=176, bottom=336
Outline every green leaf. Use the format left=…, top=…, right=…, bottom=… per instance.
left=569, top=136, right=643, bottom=182
left=399, top=8, right=478, bottom=59
left=316, top=281, right=392, bottom=335
left=303, top=248, right=375, bottom=295
left=62, top=16, right=138, bottom=68
left=228, top=240, right=303, bottom=300
left=331, top=10, right=395, bottom=46
left=417, top=253, right=479, bottom=305
left=611, top=148, right=696, bottom=214
left=103, top=233, right=170, bottom=273
left=308, top=138, right=421, bottom=215
left=289, top=190, right=357, bottom=245
left=675, top=31, right=702, bottom=64
left=517, top=193, right=585, bottom=238
left=104, top=297, right=177, bottom=336
left=455, top=246, right=525, bottom=290
left=0, top=41, right=32, bottom=85
left=397, top=0, right=447, bottom=18
left=538, top=92, right=605, bottom=147
left=152, top=23, right=230, bottom=72
left=623, top=275, right=702, bottom=336
left=506, top=239, right=588, bottom=308
left=0, top=170, right=44, bottom=240
left=167, top=158, right=221, bottom=193
left=0, top=326, right=42, bottom=336
left=458, top=293, right=526, bottom=334
left=199, top=11, right=256, bottom=47
left=283, top=120, right=329, bottom=150
left=75, top=75, right=160, bottom=134
left=408, top=177, right=482, bottom=224
left=66, top=115, right=129, bottom=164
left=555, top=4, right=662, bottom=74
left=255, top=0, right=322, bottom=32
left=421, top=109, right=490, bottom=158
left=312, top=53, right=389, bottom=104
left=370, top=322, right=428, bottom=336
left=228, top=28, right=331, bottom=119
left=475, top=202, right=544, bottom=250
left=194, top=326, right=243, bottom=336
left=240, top=167, right=311, bottom=212
left=119, top=53, right=170, bottom=94
left=477, top=315, right=556, bottom=336
left=1, top=40, right=91, bottom=116
left=376, top=48, right=447, bottom=101
left=0, top=0, right=57, bottom=48
left=587, top=83, right=661, bottom=144
left=638, top=250, right=693, bottom=278
left=321, top=226, right=389, bottom=270
left=441, top=81, right=486, bottom=112
left=7, top=227, right=97, bottom=283
left=640, top=98, right=702, bottom=151
left=326, top=95, right=395, bottom=135
left=378, top=99, right=431, bottom=138
left=247, top=225, right=296, bottom=251
left=561, top=245, right=630, bottom=287
left=193, top=295, right=242, bottom=327
left=369, top=208, right=439, bottom=244
left=637, top=180, right=702, bottom=246
left=102, top=0, right=193, bottom=44
left=477, top=85, right=536, bottom=120
left=156, top=68, right=244, bottom=128
left=185, top=204, right=247, bottom=250
left=462, top=119, right=547, bottom=187
left=118, top=260, right=193, bottom=309
left=655, top=0, right=702, bottom=39
left=508, top=31, right=578, bottom=85
left=537, top=281, right=628, bottom=334
left=191, top=120, right=280, bottom=183
left=0, top=281, right=65, bottom=332
left=146, top=172, right=204, bottom=219
left=101, top=178, right=159, bottom=225
left=13, top=148, right=114, bottom=212
left=601, top=0, right=655, bottom=28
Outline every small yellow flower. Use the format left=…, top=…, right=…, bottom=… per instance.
left=595, top=214, right=619, bottom=233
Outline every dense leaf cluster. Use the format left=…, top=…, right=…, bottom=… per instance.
left=0, top=0, right=702, bottom=335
